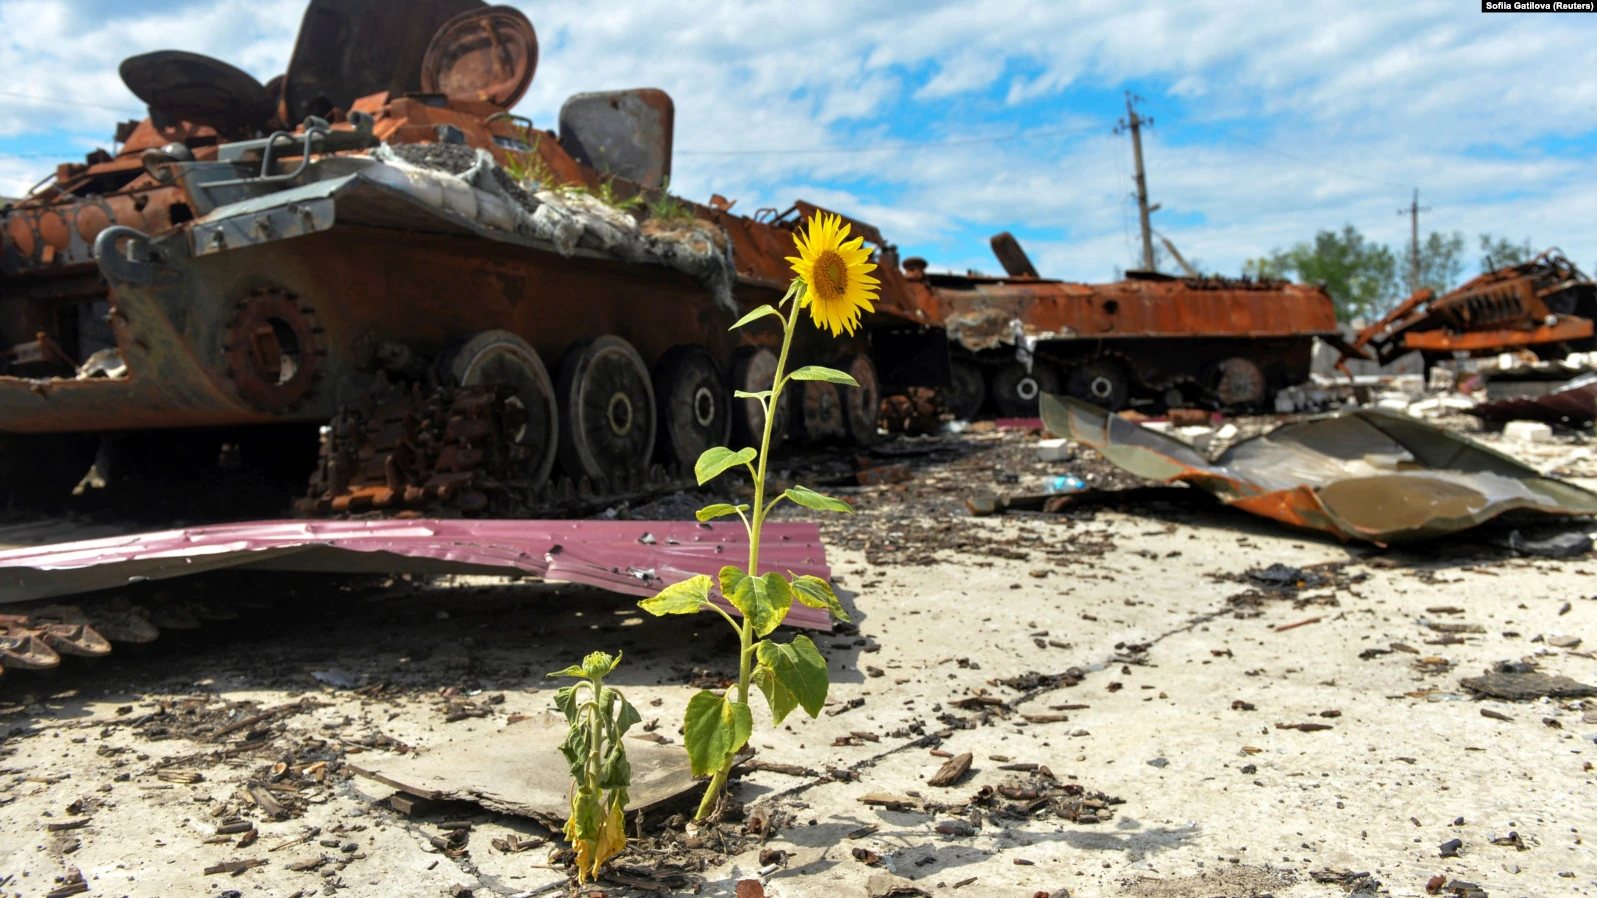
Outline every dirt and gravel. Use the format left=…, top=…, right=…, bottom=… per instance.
left=1, top=419, right=1595, bottom=898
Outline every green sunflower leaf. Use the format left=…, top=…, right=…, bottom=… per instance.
left=789, top=573, right=852, bottom=623
left=732, top=390, right=771, bottom=400
left=570, top=784, right=603, bottom=843
left=683, top=690, right=752, bottom=777
left=753, top=636, right=830, bottom=724
left=787, top=365, right=859, bottom=387
left=694, top=503, right=748, bottom=522
left=638, top=575, right=713, bottom=616
left=783, top=485, right=854, bottom=515
left=730, top=305, right=780, bottom=330
left=719, top=567, right=792, bottom=637
left=694, top=446, right=757, bottom=486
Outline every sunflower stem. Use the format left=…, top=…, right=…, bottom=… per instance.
left=695, top=285, right=800, bottom=821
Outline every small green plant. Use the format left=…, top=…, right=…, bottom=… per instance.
left=502, top=129, right=585, bottom=196
left=596, top=174, right=645, bottom=212
left=640, top=211, right=878, bottom=819
left=548, top=651, right=640, bottom=883
left=646, top=177, right=694, bottom=224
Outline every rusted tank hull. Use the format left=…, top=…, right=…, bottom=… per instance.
left=0, top=216, right=846, bottom=434
left=928, top=276, right=1336, bottom=344
left=908, top=270, right=1337, bottom=414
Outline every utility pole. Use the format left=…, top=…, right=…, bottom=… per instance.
left=1116, top=92, right=1156, bottom=272
left=1397, top=188, right=1429, bottom=293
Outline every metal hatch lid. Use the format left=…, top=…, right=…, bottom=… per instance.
left=118, top=50, right=274, bottom=134
left=421, top=5, right=539, bottom=109
left=280, top=0, right=485, bottom=124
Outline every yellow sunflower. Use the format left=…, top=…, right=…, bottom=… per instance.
left=786, top=211, right=880, bottom=337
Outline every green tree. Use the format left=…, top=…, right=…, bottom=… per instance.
left=1478, top=233, right=1533, bottom=271
left=1416, top=230, right=1465, bottom=296
left=1244, top=224, right=1400, bottom=321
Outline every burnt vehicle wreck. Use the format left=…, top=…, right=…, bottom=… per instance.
left=1344, top=249, right=1597, bottom=370
left=903, top=232, right=1341, bottom=417
left=0, top=0, right=946, bottom=515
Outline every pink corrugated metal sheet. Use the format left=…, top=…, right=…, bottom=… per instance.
left=0, top=519, right=835, bottom=631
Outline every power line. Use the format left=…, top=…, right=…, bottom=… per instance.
left=0, top=151, right=89, bottom=159
left=1140, top=97, right=1411, bottom=192
left=0, top=89, right=137, bottom=114
left=675, top=121, right=1108, bottom=156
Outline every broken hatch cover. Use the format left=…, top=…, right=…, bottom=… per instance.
left=119, top=51, right=274, bottom=133
left=281, top=0, right=484, bottom=123
left=421, top=5, right=538, bottom=109
left=1040, top=392, right=1597, bottom=544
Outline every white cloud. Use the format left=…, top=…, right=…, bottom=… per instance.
left=3, top=0, right=1595, bottom=284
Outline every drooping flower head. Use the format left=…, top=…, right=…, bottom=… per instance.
left=786, top=211, right=880, bottom=337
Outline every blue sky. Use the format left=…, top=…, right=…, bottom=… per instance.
left=4, top=0, right=1596, bottom=286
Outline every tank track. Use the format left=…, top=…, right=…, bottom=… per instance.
left=297, top=381, right=691, bottom=519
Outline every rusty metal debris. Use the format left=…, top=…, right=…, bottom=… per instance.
left=1471, top=370, right=1597, bottom=426
left=1039, top=392, right=1597, bottom=543
left=0, top=518, right=832, bottom=676
left=1345, top=250, right=1597, bottom=369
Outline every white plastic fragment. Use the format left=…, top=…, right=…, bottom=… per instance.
left=1174, top=426, right=1215, bottom=452
left=1504, top=420, right=1553, bottom=443
left=1035, top=438, right=1073, bottom=462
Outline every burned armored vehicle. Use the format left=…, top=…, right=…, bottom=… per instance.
left=901, top=233, right=1340, bottom=417
left=1344, top=250, right=1597, bottom=370
left=0, top=0, right=943, bottom=514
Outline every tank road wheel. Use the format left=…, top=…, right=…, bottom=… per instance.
left=793, top=381, right=845, bottom=444
left=556, top=336, right=657, bottom=483
left=841, top=354, right=882, bottom=445
left=1205, top=357, right=1267, bottom=408
left=653, top=345, right=730, bottom=469
left=990, top=361, right=1059, bottom=418
left=946, top=358, right=987, bottom=421
left=449, top=330, right=559, bottom=486
left=729, top=347, right=790, bottom=452
left=1065, top=359, right=1130, bottom=412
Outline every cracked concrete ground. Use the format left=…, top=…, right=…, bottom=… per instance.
left=0, top=424, right=1594, bottom=898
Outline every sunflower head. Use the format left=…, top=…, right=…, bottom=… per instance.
left=786, top=211, right=880, bottom=337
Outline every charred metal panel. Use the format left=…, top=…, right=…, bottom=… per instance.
left=558, top=90, right=674, bottom=189
left=119, top=51, right=275, bottom=135
left=1042, top=392, right=1597, bottom=544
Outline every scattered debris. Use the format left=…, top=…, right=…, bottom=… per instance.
left=1460, top=665, right=1597, bottom=701
left=1509, top=529, right=1592, bottom=558
left=926, top=752, right=973, bottom=787
left=866, top=873, right=933, bottom=898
